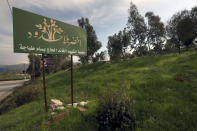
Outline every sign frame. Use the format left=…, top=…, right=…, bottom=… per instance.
left=13, top=7, right=87, bottom=56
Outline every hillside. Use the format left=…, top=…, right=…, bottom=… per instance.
left=0, top=64, right=29, bottom=74
left=0, top=50, right=197, bottom=130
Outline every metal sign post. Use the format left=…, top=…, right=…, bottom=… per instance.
left=33, top=54, right=35, bottom=80
left=42, top=54, right=48, bottom=112
left=71, top=55, right=74, bottom=106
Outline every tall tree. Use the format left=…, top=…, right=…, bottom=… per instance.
left=44, top=54, right=70, bottom=73
left=127, top=2, right=147, bottom=56
left=107, top=29, right=130, bottom=60
left=166, top=10, right=190, bottom=53
left=177, top=17, right=197, bottom=49
left=145, top=12, right=165, bottom=53
left=26, top=54, right=41, bottom=79
left=191, top=6, right=197, bottom=20
left=77, top=17, right=102, bottom=64
left=107, top=33, right=122, bottom=60
left=121, top=28, right=131, bottom=58
left=93, top=51, right=106, bottom=62
left=167, top=8, right=197, bottom=52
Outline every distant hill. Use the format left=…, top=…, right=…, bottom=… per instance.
left=0, top=64, right=29, bottom=74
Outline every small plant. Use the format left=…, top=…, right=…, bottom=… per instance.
left=96, top=88, right=136, bottom=131
left=0, top=83, right=41, bottom=114
left=15, top=84, right=41, bottom=106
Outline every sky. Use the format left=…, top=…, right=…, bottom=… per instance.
left=0, top=0, right=196, bottom=65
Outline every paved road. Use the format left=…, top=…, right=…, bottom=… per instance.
left=0, top=79, right=29, bottom=102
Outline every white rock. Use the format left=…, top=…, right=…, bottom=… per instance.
left=51, top=112, right=56, bottom=115
left=193, top=38, right=197, bottom=45
left=51, top=99, right=63, bottom=106
left=73, top=103, right=78, bottom=108
left=67, top=103, right=78, bottom=108
left=79, top=101, right=88, bottom=106
left=67, top=104, right=72, bottom=107
left=56, top=106, right=65, bottom=110
left=67, top=101, right=89, bottom=108
left=50, top=104, right=56, bottom=111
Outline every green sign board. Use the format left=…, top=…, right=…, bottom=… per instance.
left=13, top=7, right=87, bottom=55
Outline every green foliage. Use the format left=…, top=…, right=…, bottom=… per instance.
left=98, top=51, right=106, bottom=61
left=14, top=82, right=42, bottom=106
left=177, top=17, right=197, bottom=49
left=0, top=80, right=41, bottom=114
left=164, top=40, right=177, bottom=53
left=45, top=54, right=70, bottom=73
left=191, top=6, right=197, bottom=20
left=107, top=28, right=130, bottom=60
left=127, top=2, right=147, bottom=56
left=26, top=54, right=41, bottom=78
left=77, top=17, right=102, bottom=64
left=166, top=8, right=197, bottom=53
left=0, top=50, right=197, bottom=130
left=0, top=74, right=28, bottom=81
left=107, top=34, right=122, bottom=60
left=145, top=12, right=165, bottom=53
left=133, top=45, right=148, bottom=56
left=93, top=51, right=106, bottom=62
left=96, top=89, right=136, bottom=131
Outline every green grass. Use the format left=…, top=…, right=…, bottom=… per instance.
left=0, top=74, right=29, bottom=81
left=0, top=50, right=197, bottom=130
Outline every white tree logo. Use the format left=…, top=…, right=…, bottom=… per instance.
left=28, top=18, right=63, bottom=42
left=27, top=18, right=82, bottom=47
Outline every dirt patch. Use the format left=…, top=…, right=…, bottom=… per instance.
left=77, top=107, right=86, bottom=112
left=47, top=110, right=69, bottom=125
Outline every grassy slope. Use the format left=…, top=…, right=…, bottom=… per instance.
left=0, top=50, right=197, bottom=130
left=0, top=74, right=28, bottom=81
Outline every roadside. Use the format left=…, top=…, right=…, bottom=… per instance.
left=0, top=79, right=29, bottom=102
left=0, top=74, right=30, bottom=81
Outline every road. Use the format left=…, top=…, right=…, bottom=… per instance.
left=0, top=79, right=29, bottom=102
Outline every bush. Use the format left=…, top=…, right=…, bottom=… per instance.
left=15, top=84, right=41, bottom=106
left=0, top=81, right=41, bottom=114
left=96, top=89, right=136, bottom=131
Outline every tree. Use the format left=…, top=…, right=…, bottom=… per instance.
left=44, top=54, right=70, bottom=73
left=93, top=51, right=106, bottom=62
left=77, top=17, right=102, bottom=64
left=166, top=9, right=191, bottom=53
left=166, top=7, right=197, bottom=52
left=191, top=6, right=197, bottom=20
left=26, top=54, right=41, bottom=79
left=107, top=33, right=122, bottom=60
left=164, top=39, right=177, bottom=52
left=177, top=17, right=197, bottom=49
left=127, top=2, right=147, bottom=56
left=107, top=29, right=130, bottom=60
left=121, top=28, right=131, bottom=58
left=145, top=12, right=165, bottom=53
left=99, top=51, right=106, bottom=61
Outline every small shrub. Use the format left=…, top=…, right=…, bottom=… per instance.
left=96, top=89, right=136, bottom=131
left=15, top=85, right=41, bottom=106
left=0, top=82, right=41, bottom=114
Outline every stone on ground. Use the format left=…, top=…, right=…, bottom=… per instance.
left=50, top=99, right=65, bottom=111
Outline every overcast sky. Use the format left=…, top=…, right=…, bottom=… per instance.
left=0, top=0, right=196, bottom=65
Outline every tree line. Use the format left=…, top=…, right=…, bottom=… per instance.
left=27, top=2, right=197, bottom=77
left=107, top=2, right=197, bottom=60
